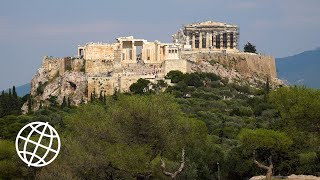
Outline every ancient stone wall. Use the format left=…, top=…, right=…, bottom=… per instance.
left=83, top=43, right=118, bottom=60
left=164, top=59, right=188, bottom=74
left=181, top=51, right=277, bottom=79
left=87, top=76, right=117, bottom=99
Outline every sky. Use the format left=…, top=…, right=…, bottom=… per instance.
left=0, top=0, right=320, bottom=90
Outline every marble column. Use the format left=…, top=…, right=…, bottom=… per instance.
left=192, top=34, right=195, bottom=49
left=186, top=35, right=190, bottom=46
left=206, top=32, right=210, bottom=49
left=212, top=33, right=216, bottom=49
left=131, top=41, right=136, bottom=61
left=199, top=32, right=202, bottom=49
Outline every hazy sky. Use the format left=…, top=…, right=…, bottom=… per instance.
left=1, top=0, right=320, bottom=90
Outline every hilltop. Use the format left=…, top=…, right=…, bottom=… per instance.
left=276, top=48, right=320, bottom=88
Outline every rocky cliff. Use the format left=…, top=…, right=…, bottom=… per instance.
left=23, top=52, right=282, bottom=113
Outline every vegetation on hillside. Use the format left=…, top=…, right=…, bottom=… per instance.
left=0, top=72, right=319, bottom=179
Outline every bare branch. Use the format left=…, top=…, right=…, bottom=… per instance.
left=160, top=148, right=185, bottom=179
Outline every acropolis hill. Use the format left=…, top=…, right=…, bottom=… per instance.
left=23, top=21, right=281, bottom=112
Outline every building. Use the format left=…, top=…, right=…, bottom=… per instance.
left=173, top=21, right=239, bottom=52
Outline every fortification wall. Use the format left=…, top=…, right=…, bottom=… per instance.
left=181, top=52, right=277, bottom=79
left=83, top=43, right=118, bottom=60
left=87, top=76, right=117, bottom=98
left=164, top=59, right=188, bottom=74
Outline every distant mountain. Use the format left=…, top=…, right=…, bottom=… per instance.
left=3, top=83, right=31, bottom=97
left=276, top=48, right=320, bottom=88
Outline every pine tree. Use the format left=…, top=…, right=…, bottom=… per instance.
left=244, top=42, right=257, bottom=53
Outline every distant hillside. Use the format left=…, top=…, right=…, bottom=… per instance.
left=276, top=48, right=320, bottom=88
left=3, top=83, right=31, bottom=97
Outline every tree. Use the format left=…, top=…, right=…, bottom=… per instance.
left=129, top=78, right=151, bottom=94
left=165, top=70, right=184, bottom=83
left=244, top=42, right=257, bottom=53
left=160, top=148, right=185, bottom=179
left=99, top=91, right=103, bottom=102
left=67, top=97, right=71, bottom=108
left=12, top=86, right=17, bottom=98
left=37, top=94, right=207, bottom=179
left=253, top=152, right=273, bottom=180
left=113, top=88, right=119, bottom=101
left=61, top=96, right=67, bottom=109
left=269, top=87, right=320, bottom=133
left=184, top=73, right=203, bottom=87
left=238, top=129, right=293, bottom=178
left=28, top=96, right=32, bottom=113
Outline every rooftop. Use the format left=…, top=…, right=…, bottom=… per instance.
left=185, top=21, right=237, bottom=28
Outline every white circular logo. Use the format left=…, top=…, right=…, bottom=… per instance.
left=15, top=122, right=61, bottom=167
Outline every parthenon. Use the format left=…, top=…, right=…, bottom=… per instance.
left=173, top=21, right=239, bottom=52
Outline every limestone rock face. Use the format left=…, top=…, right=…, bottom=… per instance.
left=182, top=52, right=283, bottom=88
left=22, top=56, right=87, bottom=113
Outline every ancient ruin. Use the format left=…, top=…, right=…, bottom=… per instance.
left=24, top=21, right=281, bottom=112
left=173, top=21, right=239, bottom=52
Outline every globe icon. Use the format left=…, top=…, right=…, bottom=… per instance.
left=15, top=121, right=61, bottom=167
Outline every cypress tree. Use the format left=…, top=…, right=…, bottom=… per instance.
left=264, top=77, right=270, bottom=101
left=13, top=86, right=18, bottom=98
left=61, top=96, right=67, bottom=108
left=90, top=93, right=94, bottom=103
left=8, top=89, right=12, bottom=97
left=68, top=97, right=71, bottom=108
left=103, top=93, right=106, bottom=104
left=265, top=77, right=270, bottom=94
left=28, top=96, right=32, bottom=113
left=99, top=91, right=103, bottom=102
left=113, top=89, right=118, bottom=101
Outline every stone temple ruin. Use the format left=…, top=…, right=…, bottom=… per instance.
left=27, top=21, right=278, bottom=111
left=173, top=21, right=239, bottom=52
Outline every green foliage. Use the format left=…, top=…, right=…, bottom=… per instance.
left=0, top=86, right=23, bottom=118
left=129, top=78, right=151, bottom=94
left=165, top=70, right=184, bottom=83
left=0, top=140, right=32, bottom=179
left=37, top=94, right=207, bottom=179
left=244, top=42, right=257, bottom=53
left=269, top=86, right=320, bottom=132
left=1, top=75, right=320, bottom=179
left=36, top=81, right=48, bottom=95
left=238, top=128, right=293, bottom=152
